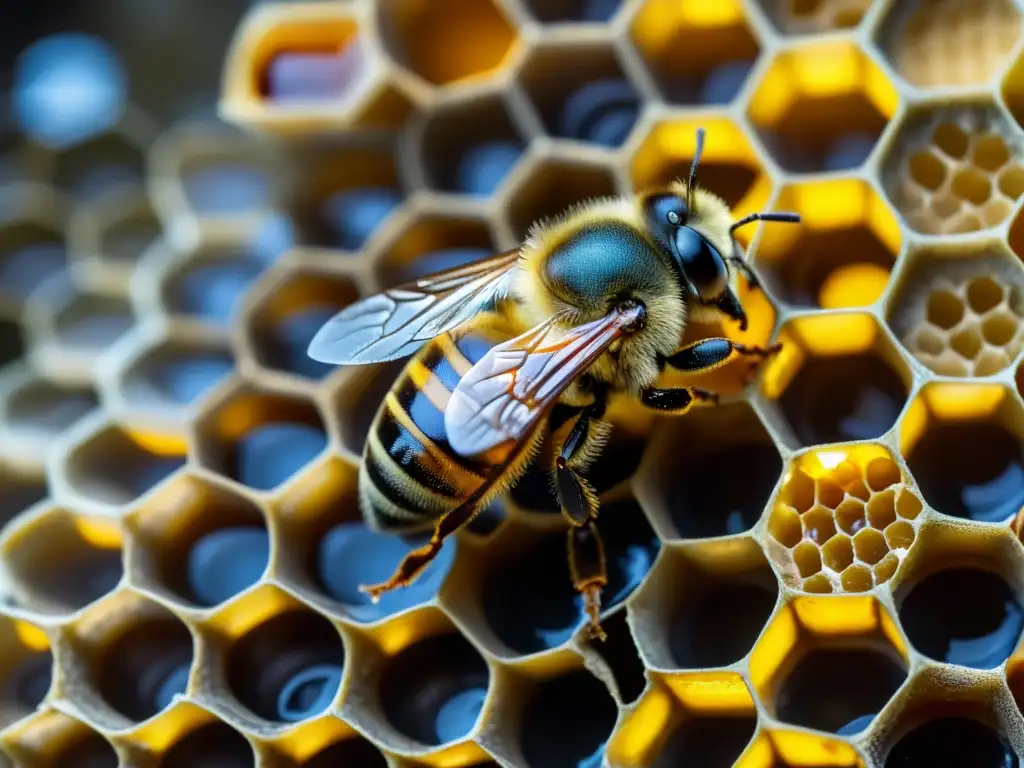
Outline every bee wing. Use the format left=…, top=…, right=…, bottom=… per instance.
left=445, top=305, right=645, bottom=459
left=307, top=249, right=520, bottom=365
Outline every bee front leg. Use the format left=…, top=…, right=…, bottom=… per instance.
left=664, top=337, right=782, bottom=374
left=553, top=404, right=609, bottom=642
left=640, top=386, right=718, bottom=414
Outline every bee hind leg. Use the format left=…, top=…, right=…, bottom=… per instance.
left=554, top=404, right=609, bottom=642
left=358, top=490, right=484, bottom=603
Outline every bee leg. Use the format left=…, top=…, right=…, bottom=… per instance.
left=664, top=338, right=782, bottom=375
left=553, top=405, right=608, bottom=641
left=640, top=386, right=719, bottom=414
left=569, top=521, right=608, bottom=643
left=358, top=489, right=485, bottom=603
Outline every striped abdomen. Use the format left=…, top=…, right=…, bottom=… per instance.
left=360, top=328, right=509, bottom=531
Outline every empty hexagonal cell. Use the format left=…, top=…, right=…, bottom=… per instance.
left=285, top=135, right=404, bottom=250
left=61, top=594, right=193, bottom=726
left=517, top=41, right=640, bottom=147
left=373, top=211, right=500, bottom=286
left=582, top=610, right=646, bottom=706
left=3, top=710, right=119, bottom=768
left=765, top=314, right=911, bottom=445
left=297, top=736, right=386, bottom=768
left=0, top=464, right=46, bottom=527
left=0, top=618, right=52, bottom=727
left=609, top=673, right=757, bottom=767
left=459, top=501, right=657, bottom=656
left=60, top=420, right=186, bottom=507
left=272, top=458, right=457, bottom=623
left=505, top=157, right=619, bottom=243
left=747, top=42, right=896, bottom=172
left=887, top=247, right=1024, bottom=377
left=1, top=505, right=122, bottom=615
left=751, top=596, right=909, bottom=736
left=883, top=107, right=1023, bottom=235
left=160, top=245, right=266, bottom=327
left=126, top=473, right=268, bottom=608
left=52, top=128, right=147, bottom=201
left=755, top=179, right=900, bottom=309
left=0, top=370, right=97, bottom=456
left=378, top=631, right=490, bottom=748
left=214, top=594, right=345, bottom=724
left=194, top=386, right=328, bottom=492
left=630, top=538, right=779, bottom=670
left=416, top=91, right=528, bottom=197
left=220, top=3, right=413, bottom=131
left=882, top=0, right=1021, bottom=89
left=901, top=383, right=1024, bottom=521
left=636, top=402, right=782, bottom=540
left=73, top=185, right=160, bottom=277
left=158, top=719, right=255, bottom=768
left=630, top=0, right=759, bottom=103
left=630, top=116, right=770, bottom=215
left=0, top=188, right=68, bottom=308
left=884, top=715, right=1017, bottom=767
left=244, top=264, right=358, bottom=381
left=115, top=328, right=234, bottom=410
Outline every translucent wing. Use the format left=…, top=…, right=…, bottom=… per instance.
left=445, top=305, right=645, bottom=459
left=307, top=249, right=520, bottom=365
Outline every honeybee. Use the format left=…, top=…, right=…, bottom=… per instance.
left=308, top=128, right=799, bottom=640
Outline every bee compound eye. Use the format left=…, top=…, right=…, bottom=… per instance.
left=673, top=226, right=729, bottom=301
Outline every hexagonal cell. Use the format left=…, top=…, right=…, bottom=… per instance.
left=148, top=120, right=282, bottom=225
left=489, top=665, right=617, bottom=768
left=2, top=710, right=119, bottom=767
left=1, top=504, right=122, bottom=615
left=204, top=588, right=345, bottom=726
left=882, top=106, right=1024, bottom=235
left=52, top=126, right=148, bottom=202
left=377, top=0, right=518, bottom=86
left=126, top=473, right=268, bottom=609
left=0, top=316, right=25, bottom=370
left=629, top=537, right=779, bottom=671
left=520, top=0, right=621, bottom=21
left=0, top=618, right=52, bottom=728
left=243, top=262, right=359, bottom=381
left=504, top=156, right=619, bottom=243
left=887, top=246, right=1024, bottom=378
left=750, top=596, right=909, bottom=736
left=194, top=385, right=328, bottom=492
left=283, top=133, right=405, bottom=250
left=630, top=115, right=772, bottom=217
left=0, top=463, right=46, bottom=528
left=757, top=0, right=873, bottom=34
left=272, top=457, right=457, bottom=623
left=583, top=610, right=647, bottom=706
left=159, top=243, right=267, bottom=327
left=0, top=369, right=98, bottom=461
left=112, top=324, right=234, bottom=411
left=516, top=40, right=640, bottom=147
left=635, top=402, right=782, bottom=540
left=900, top=382, right=1024, bottom=521
left=415, top=90, right=529, bottom=197
left=70, top=185, right=160, bottom=280
left=747, top=42, right=897, bottom=173
left=60, top=592, right=193, bottom=727
left=446, top=501, right=658, bottom=657
left=0, top=184, right=68, bottom=310
left=739, top=729, right=867, bottom=767
left=608, top=672, right=757, bottom=767
left=363, top=623, right=491, bottom=752
left=220, top=2, right=414, bottom=132
left=765, top=445, right=924, bottom=593
left=884, top=715, right=1018, bottom=767
left=630, top=0, right=759, bottom=103
left=157, top=718, right=256, bottom=768
left=373, top=210, right=501, bottom=286
left=754, top=179, right=900, bottom=309
left=59, top=418, right=186, bottom=508
left=763, top=314, right=911, bottom=446
left=883, top=0, right=1021, bottom=89
left=893, top=519, right=1024, bottom=669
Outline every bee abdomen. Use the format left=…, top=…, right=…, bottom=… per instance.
left=360, top=331, right=503, bottom=531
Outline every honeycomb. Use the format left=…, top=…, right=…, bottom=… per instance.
left=7, top=0, right=1024, bottom=765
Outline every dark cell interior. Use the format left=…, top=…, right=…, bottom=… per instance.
left=587, top=611, right=646, bottom=704
left=520, top=670, right=617, bottom=768
left=24, top=529, right=122, bottom=612
left=651, top=714, right=757, bottom=768
left=670, top=579, right=778, bottom=668
left=303, top=737, right=388, bottom=768
left=159, top=722, right=254, bottom=768
left=884, top=716, right=1018, bottom=767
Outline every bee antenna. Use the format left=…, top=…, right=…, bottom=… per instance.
left=729, top=211, right=801, bottom=235
left=687, top=127, right=705, bottom=209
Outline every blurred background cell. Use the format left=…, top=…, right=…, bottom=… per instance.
left=629, top=0, right=760, bottom=104
left=158, top=241, right=268, bottom=327
left=0, top=618, right=52, bottom=729
left=0, top=184, right=69, bottom=314
left=158, top=719, right=256, bottom=768
left=523, top=0, right=622, bottom=23
left=756, top=0, right=873, bottom=34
